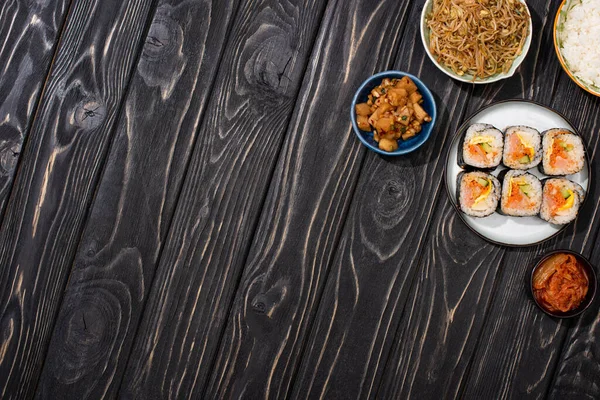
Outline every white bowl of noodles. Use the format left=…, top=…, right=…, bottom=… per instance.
left=421, top=0, right=533, bottom=84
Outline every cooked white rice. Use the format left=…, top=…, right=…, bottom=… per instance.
left=462, top=124, right=503, bottom=168
left=503, top=126, right=541, bottom=169
left=560, top=0, right=600, bottom=87
left=458, top=171, right=501, bottom=217
left=540, top=178, right=584, bottom=224
left=541, top=129, right=585, bottom=175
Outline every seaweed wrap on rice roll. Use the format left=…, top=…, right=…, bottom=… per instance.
left=500, top=170, right=542, bottom=216
left=457, top=171, right=501, bottom=217
left=540, top=178, right=585, bottom=224
left=460, top=124, right=503, bottom=169
left=503, top=126, right=541, bottom=169
left=540, top=129, right=585, bottom=175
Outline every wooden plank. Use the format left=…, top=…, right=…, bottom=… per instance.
left=376, top=201, right=505, bottom=400
left=117, top=0, right=329, bottom=398
left=32, top=0, right=239, bottom=399
left=0, top=0, right=158, bottom=398
left=202, top=1, right=415, bottom=398
left=0, top=0, right=71, bottom=215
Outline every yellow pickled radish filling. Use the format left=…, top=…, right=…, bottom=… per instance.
left=507, top=177, right=527, bottom=198
left=471, top=179, right=492, bottom=210
left=558, top=189, right=575, bottom=212
left=547, top=138, right=554, bottom=158
left=469, top=136, right=494, bottom=145
left=473, top=179, right=492, bottom=205
left=516, top=133, right=535, bottom=158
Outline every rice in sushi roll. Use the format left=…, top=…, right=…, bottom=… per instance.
left=500, top=170, right=542, bottom=216
left=457, top=171, right=501, bottom=217
left=459, top=124, right=504, bottom=169
left=540, top=128, right=585, bottom=175
left=540, top=178, right=585, bottom=224
left=503, top=126, right=541, bottom=169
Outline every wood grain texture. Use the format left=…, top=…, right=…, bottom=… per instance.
left=33, top=0, right=239, bottom=398
left=0, top=0, right=71, bottom=216
left=375, top=201, right=503, bottom=400
left=204, top=1, right=414, bottom=398
left=0, top=0, right=158, bottom=398
left=118, top=0, right=328, bottom=398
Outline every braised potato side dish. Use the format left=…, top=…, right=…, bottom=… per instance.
left=355, top=77, right=432, bottom=152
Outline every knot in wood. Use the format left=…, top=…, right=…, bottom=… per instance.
left=73, top=100, right=106, bottom=130
left=252, top=300, right=267, bottom=314
left=51, top=283, right=127, bottom=385
left=142, top=13, right=179, bottom=62
left=243, top=33, right=294, bottom=102
left=0, top=142, right=20, bottom=174
left=83, top=239, right=98, bottom=259
left=372, top=178, right=413, bottom=229
left=138, top=6, right=185, bottom=98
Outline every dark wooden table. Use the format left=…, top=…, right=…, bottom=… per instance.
left=0, top=0, right=598, bottom=398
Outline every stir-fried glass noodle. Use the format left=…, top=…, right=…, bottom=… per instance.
left=427, top=0, right=530, bottom=80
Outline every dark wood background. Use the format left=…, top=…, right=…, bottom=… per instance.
left=0, top=0, right=598, bottom=398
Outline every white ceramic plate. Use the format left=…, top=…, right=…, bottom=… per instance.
left=421, top=0, right=532, bottom=84
left=445, top=100, right=590, bottom=246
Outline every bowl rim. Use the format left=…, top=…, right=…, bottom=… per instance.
left=530, top=249, right=597, bottom=318
left=553, top=0, right=600, bottom=97
left=350, top=70, right=437, bottom=156
left=420, top=0, right=533, bottom=84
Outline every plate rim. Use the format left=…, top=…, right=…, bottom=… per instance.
left=443, top=98, right=593, bottom=247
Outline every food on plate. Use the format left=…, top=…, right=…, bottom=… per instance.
left=502, top=126, right=541, bottom=169
left=499, top=170, right=542, bottom=217
left=355, top=77, right=432, bottom=151
left=457, top=171, right=501, bottom=217
left=540, top=178, right=585, bottom=224
left=557, top=0, right=600, bottom=89
left=533, top=252, right=589, bottom=313
left=426, top=0, right=530, bottom=79
left=540, top=129, right=585, bottom=175
left=459, top=124, right=503, bottom=169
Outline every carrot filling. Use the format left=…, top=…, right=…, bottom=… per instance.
left=506, top=179, right=533, bottom=209
left=464, top=178, right=490, bottom=207
left=549, top=139, right=574, bottom=169
left=545, top=184, right=574, bottom=216
left=508, top=133, right=534, bottom=164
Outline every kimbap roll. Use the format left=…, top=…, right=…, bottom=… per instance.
left=540, top=129, right=585, bottom=175
left=540, top=178, right=585, bottom=224
left=457, top=171, right=501, bottom=217
left=460, top=124, right=503, bottom=169
left=503, top=126, right=541, bottom=169
left=500, top=170, right=542, bottom=216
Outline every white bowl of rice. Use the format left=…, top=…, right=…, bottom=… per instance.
left=554, top=0, right=600, bottom=97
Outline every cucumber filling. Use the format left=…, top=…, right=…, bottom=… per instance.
left=476, top=178, right=489, bottom=187
left=480, top=142, right=492, bottom=153
left=518, top=155, right=530, bottom=164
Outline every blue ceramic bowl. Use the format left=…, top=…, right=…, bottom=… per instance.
left=350, top=71, right=437, bottom=156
